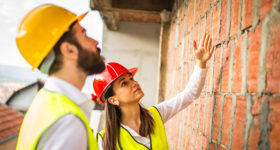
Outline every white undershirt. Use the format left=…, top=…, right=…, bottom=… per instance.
left=98, top=65, right=207, bottom=149
left=37, top=77, right=95, bottom=150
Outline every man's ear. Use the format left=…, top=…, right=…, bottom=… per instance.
left=108, top=96, right=119, bottom=106
left=60, top=42, right=79, bottom=60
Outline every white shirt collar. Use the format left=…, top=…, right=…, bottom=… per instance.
left=121, top=124, right=141, bottom=137
left=43, top=76, right=92, bottom=107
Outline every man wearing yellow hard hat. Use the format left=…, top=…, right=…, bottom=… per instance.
left=16, top=4, right=105, bottom=150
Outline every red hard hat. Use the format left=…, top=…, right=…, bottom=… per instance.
left=93, top=62, right=138, bottom=104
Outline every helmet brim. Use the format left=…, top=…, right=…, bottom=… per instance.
left=128, top=67, right=138, bottom=77
left=78, top=12, right=88, bottom=22
left=100, top=67, right=138, bottom=103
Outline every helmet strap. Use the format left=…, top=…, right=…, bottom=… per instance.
left=39, top=50, right=55, bottom=74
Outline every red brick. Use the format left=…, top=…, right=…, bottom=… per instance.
left=251, top=96, right=263, bottom=116
left=205, top=0, right=210, bottom=13
left=242, top=0, right=253, bottom=30
left=119, top=13, right=131, bottom=21
left=248, top=25, right=261, bottom=92
left=212, top=95, right=222, bottom=140
left=0, top=104, right=23, bottom=141
left=268, top=97, right=280, bottom=150
left=199, top=95, right=206, bottom=133
left=185, top=63, right=190, bottom=84
left=180, top=6, right=185, bottom=21
left=195, top=0, right=201, bottom=24
left=230, top=0, right=241, bottom=37
left=204, top=65, right=212, bottom=92
left=260, top=0, right=273, bottom=21
left=232, top=37, right=242, bottom=93
left=220, top=0, right=228, bottom=43
left=188, top=1, right=195, bottom=33
left=201, top=18, right=208, bottom=42
left=169, top=22, right=173, bottom=33
left=213, top=46, right=222, bottom=92
left=185, top=125, right=192, bottom=149
left=177, top=112, right=185, bottom=148
left=182, top=110, right=189, bottom=149
left=210, top=0, right=216, bottom=7
left=188, top=63, right=195, bottom=84
left=206, top=11, right=212, bottom=36
left=190, top=127, right=197, bottom=149
left=184, top=10, right=190, bottom=33
left=231, top=96, right=246, bottom=150
left=212, top=4, right=220, bottom=44
left=221, top=95, right=232, bottom=147
left=193, top=99, right=200, bottom=131
left=175, top=69, right=182, bottom=91
left=265, top=22, right=280, bottom=93
left=248, top=116, right=259, bottom=149
left=208, top=143, right=216, bottom=149
left=182, top=63, right=188, bottom=86
left=174, top=118, right=180, bottom=146
left=218, top=146, right=227, bottom=150
left=188, top=103, right=195, bottom=127
left=195, top=133, right=202, bottom=150
left=179, top=23, right=185, bottom=46
left=131, top=13, right=144, bottom=21
left=165, top=73, right=173, bottom=99
left=120, top=13, right=157, bottom=23
left=182, top=129, right=187, bottom=149
left=167, top=51, right=174, bottom=71
left=183, top=34, right=189, bottom=64
left=249, top=96, right=268, bottom=149
left=200, top=17, right=207, bottom=42
left=169, top=28, right=175, bottom=45
left=221, top=43, right=231, bottom=92
left=205, top=95, right=213, bottom=137
left=193, top=23, right=199, bottom=43
left=202, top=136, right=208, bottom=150
left=199, top=0, right=205, bottom=16
left=175, top=47, right=181, bottom=69
left=145, top=14, right=161, bottom=22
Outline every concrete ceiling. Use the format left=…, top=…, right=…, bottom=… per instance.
left=90, top=0, right=173, bottom=30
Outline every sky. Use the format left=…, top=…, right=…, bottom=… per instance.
left=0, top=0, right=104, bottom=94
left=0, top=0, right=103, bottom=68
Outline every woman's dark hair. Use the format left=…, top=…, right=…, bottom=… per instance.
left=103, top=83, right=154, bottom=150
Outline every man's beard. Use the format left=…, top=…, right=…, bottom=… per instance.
left=71, top=40, right=106, bottom=75
left=78, top=47, right=106, bottom=75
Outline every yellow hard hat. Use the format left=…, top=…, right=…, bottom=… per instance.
left=16, top=4, right=88, bottom=70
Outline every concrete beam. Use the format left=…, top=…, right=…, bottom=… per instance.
left=90, top=0, right=112, bottom=10
left=90, top=0, right=172, bottom=30
left=99, top=11, right=120, bottom=31
left=111, top=0, right=172, bottom=11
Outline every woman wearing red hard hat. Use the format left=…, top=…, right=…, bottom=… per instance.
left=93, top=33, right=214, bottom=150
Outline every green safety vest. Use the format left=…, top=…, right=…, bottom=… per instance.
left=98, top=106, right=169, bottom=150
left=16, top=89, right=98, bottom=150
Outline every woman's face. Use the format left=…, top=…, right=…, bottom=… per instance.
left=111, top=73, right=144, bottom=105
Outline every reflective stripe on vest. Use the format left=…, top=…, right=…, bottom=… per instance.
left=16, top=89, right=98, bottom=150
left=98, top=106, right=169, bottom=150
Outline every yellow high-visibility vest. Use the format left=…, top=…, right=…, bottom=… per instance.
left=17, top=89, right=98, bottom=150
left=98, top=106, right=169, bottom=150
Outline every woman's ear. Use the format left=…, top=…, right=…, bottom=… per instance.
left=108, top=96, right=119, bottom=106
left=60, top=42, right=79, bottom=60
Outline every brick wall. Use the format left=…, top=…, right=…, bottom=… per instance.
left=162, top=0, right=280, bottom=149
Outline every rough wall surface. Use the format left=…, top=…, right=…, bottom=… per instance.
left=163, top=0, right=280, bottom=149
left=102, top=21, right=160, bottom=108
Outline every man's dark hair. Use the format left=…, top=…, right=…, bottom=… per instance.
left=48, top=21, right=78, bottom=75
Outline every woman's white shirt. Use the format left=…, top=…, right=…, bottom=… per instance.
left=98, top=65, right=207, bottom=149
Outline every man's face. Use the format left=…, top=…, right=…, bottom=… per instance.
left=71, top=23, right=105, bottom=75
